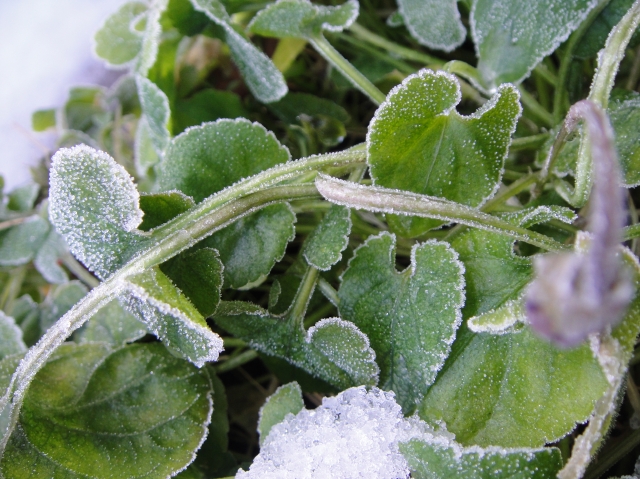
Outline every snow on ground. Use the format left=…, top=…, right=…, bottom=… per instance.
left=0, top=0, right=126, bottom=190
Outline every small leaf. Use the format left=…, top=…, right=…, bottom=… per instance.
left=215, top=302, right=379, bottom=390
left=75, top=299, right=147, bottom=346
left=0, top=217, right=49, bottom=267
left=136, top=75, right=171, bottom=156
left=94, top=1, right=148, bottom=67
left=49, top=145, right=148, bottom=280
left=124, top=267, right=224, bottom=366
left=33, top=230, right=68, bottom=284
left=0, top=312, right=27, bottom=360
left=258, top=382, right=304, bottom=445
left=191, top=0, right=288, bottom=103
left=397, top=0, right=466, bottom=52
left=139, top=190, right=195, bottom=231
left=39, top=281, right=88, bottom=334
left=0, top=343, right=213, bottom=479
left=249, top=0, right=359, bottom=38
left=471, top=0, right=599, bottom=89
left=339, top=232, right=465, bottom=413
left=303, top=205, right=351, bottom=270
left=31, top=109, right=57, bottom=132
left=367, top=69, right=521, bottom=237
left=161, top=248, right=224, bottom=317
left=7, top=184, right=39, bottom=212
left=467, top=296, right=526, bottom=334
left=401, top=437, right=563, bottom=479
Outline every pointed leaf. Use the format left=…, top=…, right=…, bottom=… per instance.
left=397, top=0, right=466, bottom=52
left=94, top=1, right=148, bottom=67
left=367, top=69, right=521, bottom=237
left=258, top=382, right=304, bottom=445
left=49, top=145, right=148, bottom=280
left=401, top=437, right=563, bottom=479
left=249, top=0, right=359, bottom=38
left=0, top=343, right=213, bottom=479
left=471, top=0, right=599, bottom=89
left=0, top=312, right=27, bottom=360
left=136, top=75, right=171, bottom=156
left=215, top=302, right=379, bottom=390
left=303, top=205, right=351, bottom=271
left=191, top=0, right=288, bottom=103
left=75, top=299, right=147, bottom=346
left=339, top=232, right=465, bottom=413
left=0, top=216, right=49, bottom=266
left=124, top=267, right=223, bottom=366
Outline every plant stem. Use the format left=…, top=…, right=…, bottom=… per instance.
left=317, top=277, right=339, bottom=307
left=0, top=266, right=27, bottom=314
left=61, top=253, right=100, bottom=288
left=510, top=133, right=550, bottom=152
left=289, top=266, right=319, bottom=329
left=309, top=34, right=387, bottom=105
left=0, top=216, right=30, bottom=231
left=316, top=175, right=569, bottom=252
left=583, top=427, right=640, bottom=479
left=589, top=0, right=640, bottom=109
left=215, top=349, right=259, bottom=373
left=518, top=86, right=555, bottom=128
left=334, top=32, right=415, bottom=75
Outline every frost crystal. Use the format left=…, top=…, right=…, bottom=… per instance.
left=236, top=387, right=436, bottom=479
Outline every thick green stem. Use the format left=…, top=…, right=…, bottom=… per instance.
left=316, top=175, right=569, bottom=252
left=289, top=266, right=319, bottom=329
left=510, top=133, right=550, bottom=152
left=215, top=350, right=259, bottom=374
left=309, top=34, right=387, bottom=105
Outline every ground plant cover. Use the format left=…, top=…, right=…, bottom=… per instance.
left=3, top=0, right=640, bottom=477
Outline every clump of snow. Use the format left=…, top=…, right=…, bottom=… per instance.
left=236, top=386, right=443, bottom=479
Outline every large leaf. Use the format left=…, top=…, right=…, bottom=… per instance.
left=75, top=299, right=147, bottom=346
left=249, top=0, right=359, bottom=39
left=418, top=210, right=608, bottom=448
left=0, top=343, right=213, bottom=479
left=471, top=0, right=599, bottom=89
left=214, top=302, right=379, bottom=390
left=367, top=69, right=521, bottom=237
left=303, top=205, right=351, bottom=271
left=190, top=0, right=288, bottom=103
left=124, top=267, right=224, bottom=366
left=49, top=145, right=148, bottom=280
left=397, top=0, right=466, bottom=52
left=339, top=232, right=465, bottom=413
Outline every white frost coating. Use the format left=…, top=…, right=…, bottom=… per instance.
left=398, top=0, right=466, bottom=52
left=236, top=387, right=435, bottom=479
left=0, top=312, right=27, bottom=359
left=302, top=205, right=351, bottom=271
left=136, top=75, right=171, bottom=155
left=468, top=297, right=526, bottom=334
left=135, top=0, right=168, bottom=76
left=320, top=0, right=359, bottom=33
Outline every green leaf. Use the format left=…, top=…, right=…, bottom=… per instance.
left=418, top=210, right=607, bottom=448
left=367, top=69, right=521, bottom=237
left=94, top=1, right=148, bottom=66
left=303, top=205, right=351, bottom=270
left=7, top=184, right=39, bottom=212
left=258, top=382, right=304, bottom=445
left=609, top=92, right=640, bottom=187
left=38, top=281, right=88, bottom=334
left=33, top=230, right=69, bottom=284
left=75, top=299, right=147, bottom=346
left=202, top=204, right=296, bottom=289
left=339, top=233, right=465, bottom=413
left=164, top=0, right=210, bottom=36
left=49, top=145, right=148, bottom=280
left=124, top=267, right=224, bottom=366
left=471, top=0, right=599, bottom=89
left=0, top=216, right=49, bottom=267
left=267, top=92, right=350, bottom=124
left=174, top=89, right=249, bottom=133
left=0, top=343, right=213, bottom=479
left=63, top=87, right=106, bottom=133
left=139, top=190, right=195, bottom=231
left=401, top=437, right=563, bottom=479
left=31, top=108, right=57, bottom=132
left=249, top=0, right=359, bottom=38
left=191, top=0, right=288, bottom=103
left=136, top=75, right=171, bottom=156
left=397, top=0, right=466, bottom=52
left=135, top=0, right=169, bottom=76
left=161, top=248, right=224, bottom=317
left=157, top=119, right=291, bottom=203
left=215, top=302, right=379, bottom=390
left=0, top=312, right=27, bottom=360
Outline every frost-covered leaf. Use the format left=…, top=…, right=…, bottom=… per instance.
left=609, top=93, right=640, bottom=187
left=7, top=184, right=39, bottom=212
left=303, top=205, right=351, bottom=271
left=418, top=210, right=607, bottom=448
left=33, top=230, right=68, bottom=284
left=400, top=437, right=562, bottom=479
left=49, top=145, right=148, bottom=280
left=139, top=190, right=195, bottom=231
left=471, top=0, right=599, bottom=89
left=124, top=267, right=224, bottom=366
left=136, top=0, right=168, bottom=76
left=467, top=297, right=526, bottom=334
left=191, top=0, right=288, bottom=103
left=94, top=1, right=148, bottom=66
left=39, top=281, right=88, bottom=334
left=0, top=216, right=49, bottom=266
left=75, top=299, right=147, bottom=346
left=268, top=92, right=350, bottom=124
left=0, top=343, right=213, bottom=479
left=215, top=302, right=379, bottom=390
left=135, top=117, right=161, bottom=176
left=201, top=204, right=296, bottom=289
left=249, top=0, right=359, bottom=38
left=397, top=0, right=465, bottom=52
left=136, top=75, right=171, bottom=156
left=158, top=119, right=291, bottom=203
left=0, top=312, right=27, bottom=360
left=339, top=233, right=465, bottom=413
left=367, top=69, right=520, bottom=237
left=258, top=382, right=304, bottom=445
left=174, top=89, right=248, bottom=133
left=161, top=248, right=224, bottom=317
